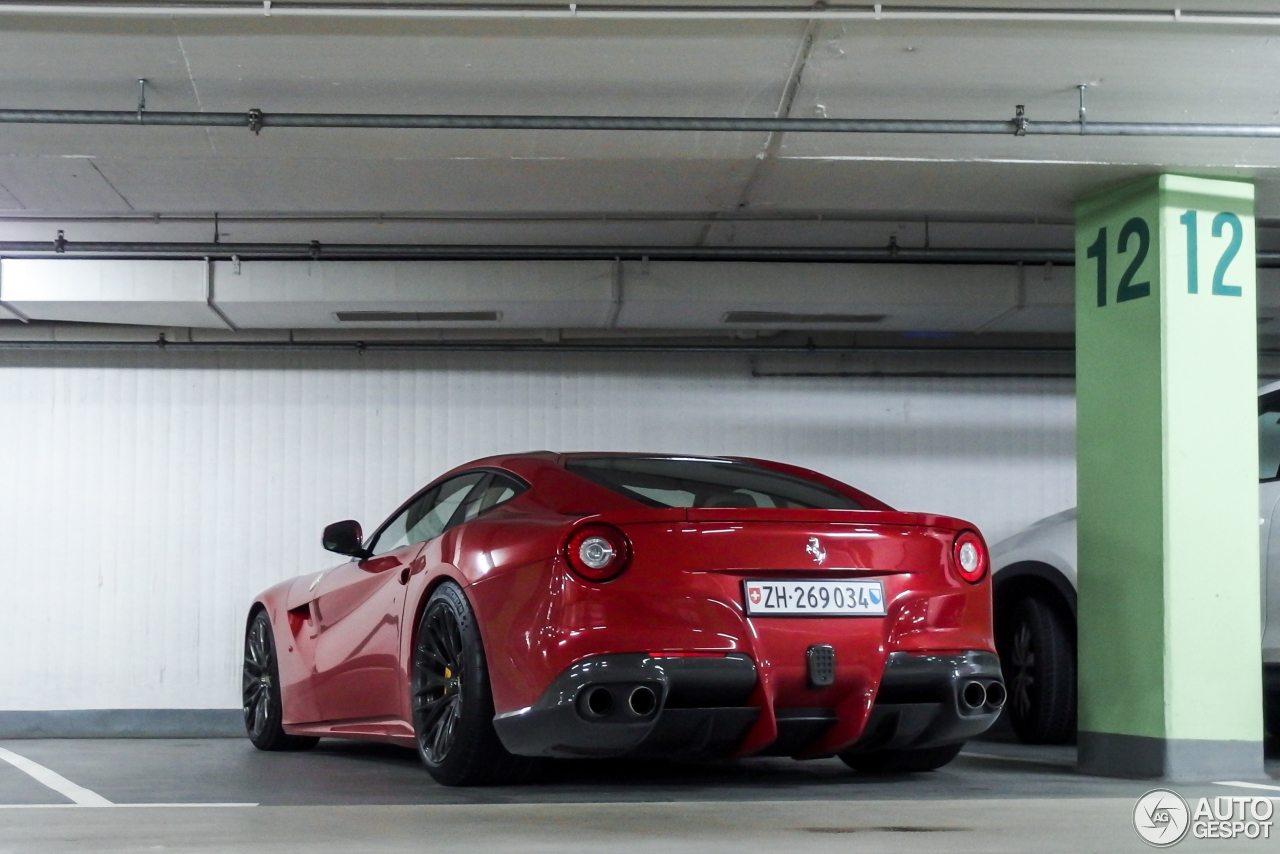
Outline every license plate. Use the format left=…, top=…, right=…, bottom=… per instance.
left=743, top=579, right=886, bottom=616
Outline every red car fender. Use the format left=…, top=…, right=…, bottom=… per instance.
left=252, top=577, right=325, bottom=726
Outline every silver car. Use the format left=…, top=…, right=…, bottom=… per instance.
left=990, top=382, right=1280, bottom=744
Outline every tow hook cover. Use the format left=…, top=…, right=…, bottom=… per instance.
left=806, top=644, right=835, bottom=688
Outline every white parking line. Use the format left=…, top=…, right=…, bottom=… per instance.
left=0, top=803, right=258, bottom=809
left=1214, top=780, right=1280, bottom=793
left=0, top=747, right=111, bottom=806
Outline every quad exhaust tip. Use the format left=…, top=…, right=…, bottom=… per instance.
left=628, top=685, right=657, bottom=716
left=578, top=683, right=659, bottom=720
left=960, top=680, right=988, bottom=710
left=959, top=679, right=1006, bottom=711
left=584, top=685, right=613, bottom=718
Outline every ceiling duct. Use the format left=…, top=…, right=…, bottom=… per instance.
left=0, top=257, right=1078, bottom=335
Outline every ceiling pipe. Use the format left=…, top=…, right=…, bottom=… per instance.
left=10, top=208, right=1280, bottom=230
left=0, top=339, right=1076, bottom=360
left=0, top=104, right=1271, bottom=139
left=0, top=211, right=1081, bottom=227
left=0, top=240, right=1078, bottom=264
left=8, top=239, right=1280, bottom=266
left=0, top=2, right=1275, bottom=26
left=3, top=107, right=1280, bottom=138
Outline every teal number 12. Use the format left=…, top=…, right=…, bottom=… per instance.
left=1180, top=210, right=1243, bottom=297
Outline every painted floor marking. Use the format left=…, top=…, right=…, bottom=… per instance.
left=0, top=747, right=111, bottom=806
left=0, top=803, right=258, bottom=809
left=1214, top=780, right=1280, bottom=793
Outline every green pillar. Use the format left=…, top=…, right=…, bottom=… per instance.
left=1076, top=175, right=1264, bottom=779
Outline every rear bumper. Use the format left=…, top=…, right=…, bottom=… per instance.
left=493, top=653, right=760, bottom=759
left=840, top=650, right=1004, bottom=756
left=492, top=649, right=1002, bottom=759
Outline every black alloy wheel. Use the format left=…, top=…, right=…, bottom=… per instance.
left=840, top=742, right=964, bottom=773
left=999, top=595, right=1077, bottom=745
left=242, top=609, right=319, bottom=751
left=411, top=582, right=537, bottom=786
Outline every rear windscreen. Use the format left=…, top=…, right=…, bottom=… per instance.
left=564, top=457, right=864, bottom=510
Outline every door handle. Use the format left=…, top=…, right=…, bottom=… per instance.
left=399, top=567, right=411, bottom=585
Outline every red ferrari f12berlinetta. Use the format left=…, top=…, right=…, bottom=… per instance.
left=244, top=453, right=1004, bottom=785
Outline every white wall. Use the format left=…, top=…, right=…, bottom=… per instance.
left=0, top=350, right=1075, bottom=711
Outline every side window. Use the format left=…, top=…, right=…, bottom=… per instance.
left=404, top=472, right=487, bottom=545
left=368, top=488, right=436, bottom=556
left=367, top=471, right=525, bottom=556
left=1261, top=396, right=1280, bottom=481
left=456, top=472, right=526, bottom=524
left=704, top=488, right=776, bottom=509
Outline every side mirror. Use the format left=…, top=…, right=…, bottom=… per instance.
left=322, top=519, right=367, bottom=557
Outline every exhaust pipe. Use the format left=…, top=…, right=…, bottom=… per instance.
left=984, top=681, right=1007, bottom=708
left=581, top=686, right=614, bottom=718
left=627, top=685, right=657, bottom=717
left=960, top=680, right=988, bottom=711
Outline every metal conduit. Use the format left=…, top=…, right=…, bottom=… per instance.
left=0, top=2, right=1277, bottom=26
left=0, top=339, right=1078, bottom=366
left=2, top=108, right=1280, bottom=138
left=6, top=240, right=1280, bottom=266
left=0, top=240, right=1079, bottom=263
left=0, top=211, right=1079, bottom=226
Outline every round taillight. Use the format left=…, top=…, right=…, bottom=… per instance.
left=952, top=531, right=988, bottom=584
left=565, top=523, right=631, bottom=582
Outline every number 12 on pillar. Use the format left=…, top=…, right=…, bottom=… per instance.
left=1086, top=211, right=1245, bottom=307
left=1178, top=210, right=1243, bottom=298
left=1086, top=217, right=1151, bottom=307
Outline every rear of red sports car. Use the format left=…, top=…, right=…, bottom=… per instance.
left=248, top=451, right=1002, bottom=783
left=466, top=454, right=1004, bottom=768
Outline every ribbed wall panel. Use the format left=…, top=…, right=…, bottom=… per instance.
left=0, top=350, right=1075, bottom=711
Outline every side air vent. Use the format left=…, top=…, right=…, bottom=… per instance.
left=334, top=310, right=502, bottom=323
left=723, top=311, right=887, bottom=324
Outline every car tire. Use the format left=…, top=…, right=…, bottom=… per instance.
left=840, top=742, right=964, bottom=773
left=242, top=609, right=319, bottom=751
left=999, top=595, right=1076, bottom=745
left=411, top=581, right=537, bottom=786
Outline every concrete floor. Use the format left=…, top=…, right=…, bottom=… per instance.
left=0, top=735, right=1276, bottom=853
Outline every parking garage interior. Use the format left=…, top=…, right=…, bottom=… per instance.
left=1, top=2, right=1280, bottom=852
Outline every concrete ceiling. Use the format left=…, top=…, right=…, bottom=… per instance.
left=0, top=3, right=1277, bottom=253
left=2, top=1, right=1280, bottom=346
